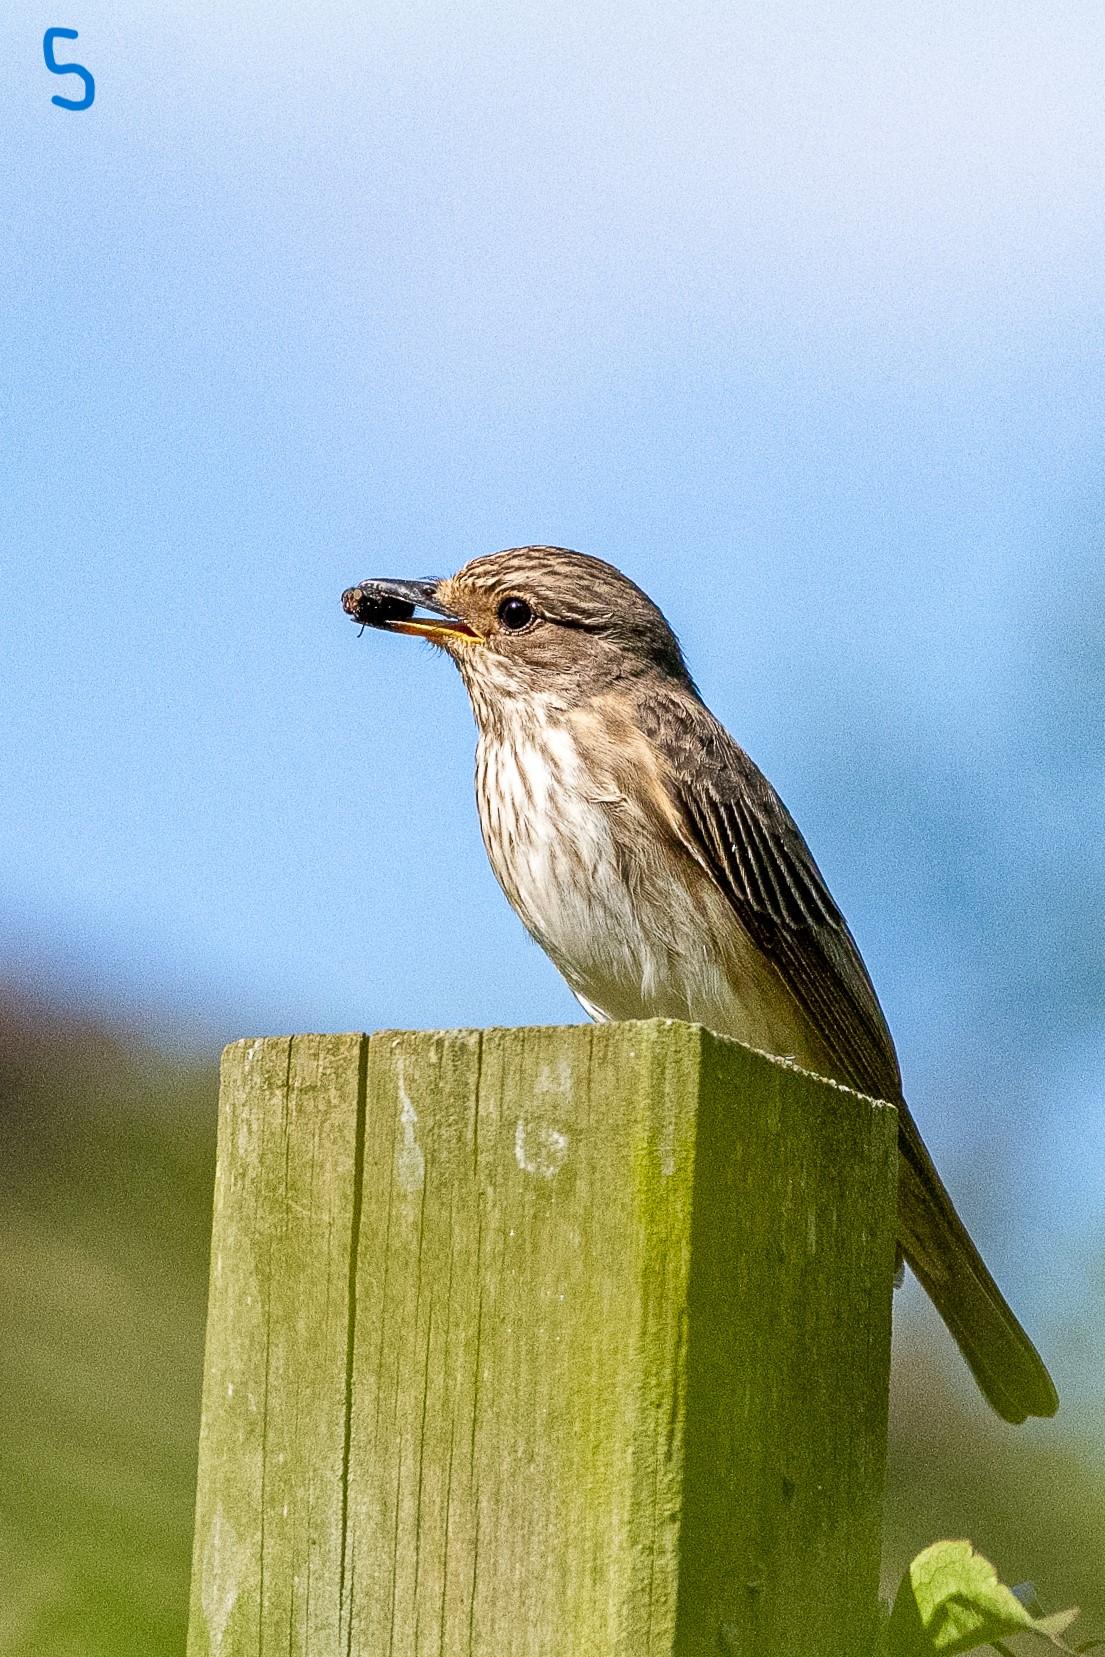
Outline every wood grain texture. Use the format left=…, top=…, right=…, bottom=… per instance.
left=187, top=1022, right=898, bottom=1657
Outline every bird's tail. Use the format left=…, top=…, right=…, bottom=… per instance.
left=896, top=1101, right=1058, bottom=1424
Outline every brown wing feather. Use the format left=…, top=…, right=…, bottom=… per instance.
left=636, top=685, right=1058, bottom=1422
left=639, top=688, right=902, bottom=1102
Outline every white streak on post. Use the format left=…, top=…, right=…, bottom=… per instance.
left=515, top=1120, right=570, bottom=1178
left=394, top=1058, right=425, bottom=1193
left=201, top=1506, right=242, bottom=1657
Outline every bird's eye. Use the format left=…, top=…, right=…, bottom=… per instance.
left=498, top=596, right=534, bottom=632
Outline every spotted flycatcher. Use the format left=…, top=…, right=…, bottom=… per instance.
left=342, top=546, right=1057, bottom=1423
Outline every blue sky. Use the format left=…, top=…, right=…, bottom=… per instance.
left=3, top=1, right=1103, bottom=1377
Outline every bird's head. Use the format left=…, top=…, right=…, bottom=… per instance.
left=342, top=546, right=693, bottom=713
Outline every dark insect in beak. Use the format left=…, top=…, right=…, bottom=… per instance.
left=341, top=578, right=481, bottom=643
left=341, top=587, right=416, bottom=628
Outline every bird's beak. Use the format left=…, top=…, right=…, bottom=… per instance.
left=341, top=578, right=481, bottom=645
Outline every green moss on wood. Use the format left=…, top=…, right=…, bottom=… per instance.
left=187, top=1022, right=897, bottom=1657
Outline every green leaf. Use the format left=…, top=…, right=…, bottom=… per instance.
left=885, top=1540, right=1082, bottom=1656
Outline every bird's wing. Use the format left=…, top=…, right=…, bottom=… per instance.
left=639, top=688, right=903, bottom=1102
left=636, top=691, right=1059, bottom=1422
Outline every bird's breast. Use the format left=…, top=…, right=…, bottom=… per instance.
left=473, top=714, right=819, bottom=1060
left=475, top=721, right=618, bottom=974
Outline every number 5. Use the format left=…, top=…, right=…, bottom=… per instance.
left=44, top=27, right=95, bottom=111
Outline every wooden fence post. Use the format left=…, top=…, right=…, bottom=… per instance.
left=187, top=1021, right=898, bottom=1657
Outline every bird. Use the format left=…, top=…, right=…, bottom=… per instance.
left=342, top=545, right=1058, bottom=1424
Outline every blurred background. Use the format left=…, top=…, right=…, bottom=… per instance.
left=2, top=0, right=1103, bottom=1650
